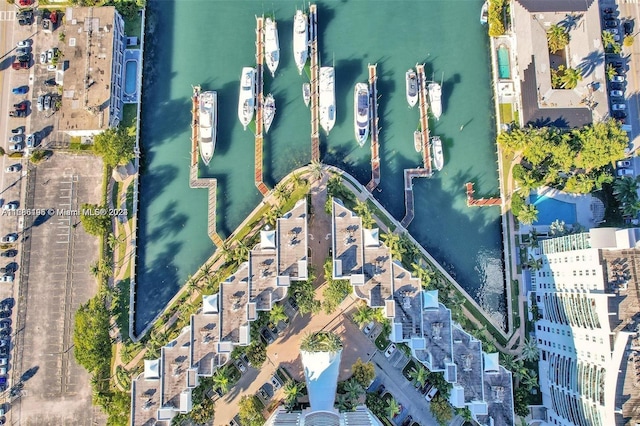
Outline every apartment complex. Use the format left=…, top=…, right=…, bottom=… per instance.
left=528, top=228, right=640, bottom=426
left=130, top=200, right=309, bottom=424
left=58, top=6, right=126, bottom=136
left=331, top=199, right=515, bottom=426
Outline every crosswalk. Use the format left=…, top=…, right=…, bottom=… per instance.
left=623, top=0, right=639, bottom=4
left=0, top=11, right=15, bottom=21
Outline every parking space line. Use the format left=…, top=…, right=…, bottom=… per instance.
left=0, top=11, right=15, bottom=21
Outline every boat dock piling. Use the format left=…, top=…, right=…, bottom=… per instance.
left=416, top=64, right=432, bottom=174
left=465, top=182, right=501, bottom=207
left=309, top=4, right=320, bottom=162
left=189, top=85, right=222, bottom=246
left=366, top=63, right=381, bottom=192
left=254, top=16, right=269, bottom=196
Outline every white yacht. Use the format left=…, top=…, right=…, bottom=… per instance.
left=353, top=83, right=369, bottom=147
left=263, top=93, right=276, bottom=133
left=406, top=69, right=418, bottom=108
left=480, top=1, right=489, bottom=24
left=432, top=136, right=444, bottom=171
left=319, top=66, right=336, bottom=134
left=237, top=67, right=256, bottom=130
left=293, top=10, right=308, bottom=74
left=428, top=82, right=442, bottom=120
left=413, top=130, right=422, bottom=152
left=199, top=91, right=216, bottom=165
left=264, top=17, right=280, bottom=77
left=302, top=83, right=311, bottom=107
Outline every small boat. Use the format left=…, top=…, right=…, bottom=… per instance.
left=413, top=130, right=422, bottom=152
left=303, top=83, right=311, bottom=107
left=264, top=17, right=280, bottom=77
left=353, top=83, right=370, bottom=147
left=238, top=67, right=256, bottom=130
left=319, top=67, right=336, bottom=135
left=293, top=10, right=308, bottom=75
left=263, top=93, right=276, bottom=133
left=432, top=136, right=444, bottom=171
left=428, top=82, right=442, bottom=120
left=199, top=91, right=216, bottom=165
left=480, top=1, right=489, bottom=25
left=406, top=69, right=418, bottom=108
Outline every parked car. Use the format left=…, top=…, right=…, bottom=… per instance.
left=0, top=235, right=17, bottom=244
left=235, top=360, right=246, bottom=373
left=270, top=375, right=282, bottom=390
left=13, top=102, right=27, bottom=111
left=0, top=251, right=17, bottom=258
left=610, top=82, right=624, bottom=91
left=46, top=49, right=55, bottom=62
left=612, top=75, right=626, bottom=83
left=604, top=7, right=615, bottom=13
left=16, top=39, right=31, bottom=48
left=8, top=135, right=23, bottom=144
left=15, top=48, right=30, bottom=57
left=0, top=312, right=9, bottom=320
left=617, top=168, right=635, bottom=177
left=39, top=52, right=46, bottom=64
left=44, top=79, right=57, bottom=87
left=401, top=415, right=413, bottom=426
left=36, top=96, right=44, bottom=112
left=0, top=347, right=9, bottom=356
left=11, top=62, right=28, bottom=71
left=613, top=111, right=627, bottom=119
left=605, top=13, right=618, bottom=20
left=0, top=276, right=13, bottom=284
left=384, top=343, right=397, bottom=358
left=26, top=133, right=37, bottom=148
left=2, top=203, right=18, bottom=211
left=376, top=384, right=386, bottom=396
left=16, top=54, right=30, bottom=63
left=261, top=329, right=275, bottom=344
left=425, top=386, right=439, bottom=402
left=47, top=64, right=57, bottom=72
left=11, top=86, right=28, bottom=95
left=288, top=297, right=298, bottom=311
left=624, top=20, right=634, bottom=35
left=363, top=321, right=374, bottom=335
left=605, top=19, right=620, bottom=28
left=9, top=110, right=27, bottom=118
left=18, top=0, right=33, bottom=5
left=617, top=160, right=632, bottom=168
left=44, top=95, right=52, bottom=111
left=11, top=127, right=24, bottom=135
left=5, top=165, right=20, bottom=173
left=8, top=143, right=23, bottom=152
left=612, top=104, right=627, bottom=111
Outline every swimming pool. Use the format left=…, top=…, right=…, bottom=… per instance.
left=497, top=46, right=510, bottom=79
left=529, top=194, right=577, bottom=225
left=124, top=60, right=137, bottom=96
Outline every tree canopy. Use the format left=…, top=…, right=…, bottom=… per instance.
left=499, top=119, right=627, bottom=195
left=80, top=203, right=113, bottom=236
left=238, top=395, right=265, bottom=426
left=92, top=125, right=136, bottom=168
left=351, top=358, right=375, bottom=388
left=430, top=394, right=454, bottom=425
left=301, top=331, right=342, bottom=353
left=73, top=296, right=111, bottom=373
left=487, top=0, right=506, bottom=37
left=547, top=24, right=570, bottom=53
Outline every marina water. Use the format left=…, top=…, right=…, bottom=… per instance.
left=136, top=0, right=504, bottom=334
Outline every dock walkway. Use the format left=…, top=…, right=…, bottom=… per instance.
left=366, top=63, right=381, bottom=192
left=465, top=182, right=501, bottom=207
left=309, top=5, right=320, bottom=162
left=254, top=16, right=269, bottom=196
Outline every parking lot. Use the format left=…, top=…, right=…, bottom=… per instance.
left=10, top=153, right=104, bottom=425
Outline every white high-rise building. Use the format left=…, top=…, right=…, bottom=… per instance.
left=529, top=228, right=640, bottom=426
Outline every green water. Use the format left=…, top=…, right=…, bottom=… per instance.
left=136, top=0, right=505, bottom=334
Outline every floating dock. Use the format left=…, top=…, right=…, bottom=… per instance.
left=465, top=182, right=501, bottom=207
left=254, top=16, right=269, bottom=196
left=309, top=4, right=320, bottom=162
left=189, top=85, right=223, bottom=247
left=366, top=63, right=381, bottom=192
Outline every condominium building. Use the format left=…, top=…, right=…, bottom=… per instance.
left=58, top=6, right=126, bottom=136
left=130, top=200, right=309, bottom=425
left=331, top=199, right=515, bottom=426
left=528, top=228, right=640, bottom=426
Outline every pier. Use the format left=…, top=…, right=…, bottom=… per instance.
left=416, top=64, right=432, bottom=172
left=400, top=169, right=431, bottom=227
left=188, top=85, right=223, bottom=246
left=309, top=4, right=320, bottom=162
left=366, top=63, right=380, bottom=192
left=254, top=16, right=269, bottom=196
left=465, top=182, right=501, bottom=207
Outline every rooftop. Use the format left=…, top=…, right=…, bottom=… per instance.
left=415, top=302, right=453, bottom=371
left=189, top=312, right=220, bottom=376
left=452, top=325, right=485, bottom=404
left=131, top=374, right=164, bottom=426
left=220, top=265, right=250, bottom=343
left=160, top=330, right=191, bottom=409
left=249, top=250, right=281, bottom=310
left=476, top=366, right=515, bottom=426
left=276, top=200, right=308, bottom=279
left=391, top=266, right=422, bottom=341
left=332, top=201, right=364, bottom=278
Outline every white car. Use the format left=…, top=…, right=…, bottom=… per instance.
left=46, top=48, right=54, bottom=62
left=617, top=160, right=632, bottom=168
left=5, top=165, right=20, bottom=173
left=270, top=375, right=281, bottom=390
left=47, top=64, right=57, bottom=72
left=16, top=39, right=31, bottom=48
left=612, top=104, right=627, bottom=111
left=384, top=343, right=397, bottom=358
left=617, top=168, right=634, bottom=177
left=612, top=75, right=625, bottom=83
left=363, top=321, right=374, bottom=335
left=39, top=52, right=46, bottom=64
left=9, top=143, right=24, bottom=152
left=610, top=90, right=624, bottom=98
left=0, top=275, right=13, bottom=283
left=425, top=386, right=439, bottom=402
left=2, top=203, right=18, bottom=211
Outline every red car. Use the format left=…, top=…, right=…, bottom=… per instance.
left=18, top=0, right=33, bottom=6
left=13, top=102, right=27, bottom=111
left=11, top=62, right=28, bottom=70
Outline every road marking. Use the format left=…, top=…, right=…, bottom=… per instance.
left=0, top=11, right=15, bottom=21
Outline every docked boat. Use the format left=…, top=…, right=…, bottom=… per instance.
left=237, top=67, right=256, bottom=130
left=353, top=83, right=370, bottom=147
left=303, top=83, right=311, bottom=107
left=428, top=82, right=442, bottom=120
left=406, top=69, right=418, bottom=108
left=432, top=136, right=444, bottom=171
left=264, top=17, right=280, bottom=77
left=413, top=130, right=422, bottom=152
left=263, top=93, right=276, bottom=133
left=480, top=1, right=489, bottom=25
left=319, top=67, right=336, bottom=134
left=199, top=91, right=216, bottom=165
left=293, top=10, right=308, bottom=75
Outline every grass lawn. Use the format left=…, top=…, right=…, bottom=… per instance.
left=499, top=103, right=513, bottom=124
left=367, top=199, right=396, bottom=232
left=122, top=104, right=137, bottom=129
left=375, top=334, right=390, bottom=351
left=124, top=11, right=142, bottom=38
left=402, top=360, right=417, bottom=380
left=125, top=182, right=134, bottom=219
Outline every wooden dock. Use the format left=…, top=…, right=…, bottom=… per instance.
left=465, top=182, right=501, bottom=207
left=309, top=4, right=320, bottom=162
left=188, top=85, right=223, bottom=246
left=416, top=64, right=432, bottom=173
left=254, top=16, right=269, bottom=196
left=400, top=169, right=431, bottom=227
left=366, top=63, right=381, bottom=192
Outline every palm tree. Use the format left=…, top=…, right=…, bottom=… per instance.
left=408, top=365, right=428, bottom=387
left=273, top=182, right=291, bottom=204
left=412, top=262, right=434, bottom=289
left=517, top=204, right=538, bottom=225
left=90, top=261, right=100, bottom=277
left=352, top=304, right=374, bottom=327
left=232, top=241, right=249, bottom=265
left=399, top=232, right=419, bottom=263
left=300, top=331, right=342, bottom=353
left=526, top=255, right=543, bottom=271
left=290, top=171, right=305, bottom=189
left=270, top=303, right=288, bottom=324
left=353, top=200, right=374, bottom=228
left=381, top=232, right=405, bottom=260
left=521, top=370, right=539, bottom=391
left=613, top=176, right=639, bottom=205
left=335, top=394, right=351, bottom=412
left=283, top=381, right=303, bottom=408
left=264, top=206, right=281, bottom=227
left=622, top=200, right=640, bottom=218
left=309, top=160, right=324, bottom=181
left=606, top=63, right=618, bottom=81
left=602, top=30, right=617, bottom=49
left=386, top=397, right=400, bottom=418
left=559, top=67, right=582, bottom=89
left=107, top=232, right=124, bottom=250
left=213, top=365, right=232, bottom=393
left=500, top=353, right=519, bottom=372
left=343, top=379, right=363, bottom=401
left=519, top=338, right=539, bottom=362
left=547, top=24, right=570, bottom=53
left=327, top=175, right=343, bottom=197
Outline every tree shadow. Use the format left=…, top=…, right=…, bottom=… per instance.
left=559, top=13, right=583, bottom=31
left=20, top=366, right=39, bottom=382
left=578, top=50, right=605, bottom=78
